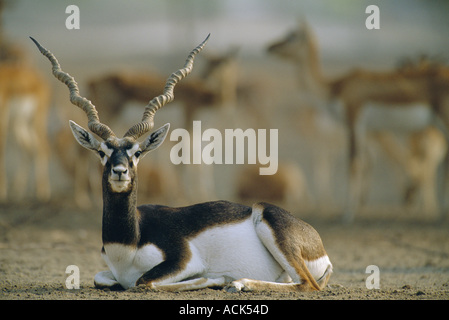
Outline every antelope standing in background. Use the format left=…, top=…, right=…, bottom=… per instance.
left=0, top=55, right=51, bottom=202
left=31, top=35, right=332, bottom=292
left=236, top=161, right=313, bottom=211
left=88, top=70, right=217, bottom=132
left=267, top=22, right=449, bottom=222
left=198, top=49, right=314, bottom=211
left=65, top=48, right=241, bottom=207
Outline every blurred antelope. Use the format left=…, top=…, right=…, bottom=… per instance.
left=0, top=51, right=51, bottom=202
left=56, top=59, right=213, bottom=207
left=64, top=49, right=237, bottom=206
left=88, top=70, right=217, bottom=131
left=64, top=48, right=253, bottom=206
left=31, top=35, right=332, bottom=292
left=237, top=161, right=312, bottom=211
left=267, top=22, right=449, bottom=222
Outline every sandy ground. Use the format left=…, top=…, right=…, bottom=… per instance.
left=1, top=201, right=448, bottom=303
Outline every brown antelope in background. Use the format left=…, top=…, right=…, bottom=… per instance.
left=88, top=70, right=217, bottom=132
left=60, top=47, right=241, bottom=207
left=0, top=47, right=51, bottom=202
left=60, top=46, right=273, bottom=207
left=199, top=49, right=314, bottom=211
left=0, top=1, right=52, bottom=203
left=267, top=22, right=449, bottom=222
left=236, top=161, right=312, bottom=210
left=266, top=23, right=346, bottom=212
left=31, top=35, right=332, bottom=292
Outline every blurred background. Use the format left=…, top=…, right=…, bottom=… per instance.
left=1, top=0, right=449, bottom=220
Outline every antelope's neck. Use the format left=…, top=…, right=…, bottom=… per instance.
left=101, top=184, right=139, bottom=245
left=299, top=56, right=328, bottom=98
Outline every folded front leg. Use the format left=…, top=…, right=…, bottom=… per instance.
left=136, top=248, right=207, bottom=290
left=94, top=270, right=124, bottom=291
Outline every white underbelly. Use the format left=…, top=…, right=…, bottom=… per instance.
left=190, top=218, right=284, bottom=281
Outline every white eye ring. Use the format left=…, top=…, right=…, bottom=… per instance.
left=126, top=143, right=140, bottom=158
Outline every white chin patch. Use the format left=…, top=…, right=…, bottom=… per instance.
left=109, top=180, right=131, bottom=193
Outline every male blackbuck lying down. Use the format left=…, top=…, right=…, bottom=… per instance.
left=30, top=35, right=332, bottom=292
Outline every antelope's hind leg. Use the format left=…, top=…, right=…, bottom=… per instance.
left=227, top=202, right=332, bottom=292
left=150, top=276, right=230, bottom=292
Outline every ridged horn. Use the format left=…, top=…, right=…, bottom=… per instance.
left=123, top=34, right=210, bottom=140
left=30, top=37, right=115, bottom=140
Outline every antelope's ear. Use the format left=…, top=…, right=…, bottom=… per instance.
left=139, top=123, right=170, bottom=158
left=69, top=120, right=101, bottom=151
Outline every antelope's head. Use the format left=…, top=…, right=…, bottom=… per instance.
left=31, top=35, right=209, bottom=193
left=266, top=21, right=315, bottom=64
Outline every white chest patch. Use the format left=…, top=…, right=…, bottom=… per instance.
left=102, top=243, right=164, bottom=289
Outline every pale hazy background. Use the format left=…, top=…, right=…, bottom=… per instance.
left=2, top=0, right=449, bottom=214
left=5, top=0, right=449, bottom=67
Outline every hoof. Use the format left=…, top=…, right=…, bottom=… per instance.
left=225, top=279, right=248, bottom=293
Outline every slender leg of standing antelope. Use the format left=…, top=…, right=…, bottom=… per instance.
left=33, top=91, right=51, bottom=201
left=343, top=104, right=364, bottom=222
left=0, top=94, right=9, bottom=201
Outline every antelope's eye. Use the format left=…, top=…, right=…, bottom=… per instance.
left=98, top=150, right=106, bottom=158
left=135, top=151, right=142, bottom=158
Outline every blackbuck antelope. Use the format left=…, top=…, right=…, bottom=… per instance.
left=31, top=36, right=332, bottom=292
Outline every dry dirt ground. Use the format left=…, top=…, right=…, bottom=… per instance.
left=1, top=201, right=448, bottom=305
